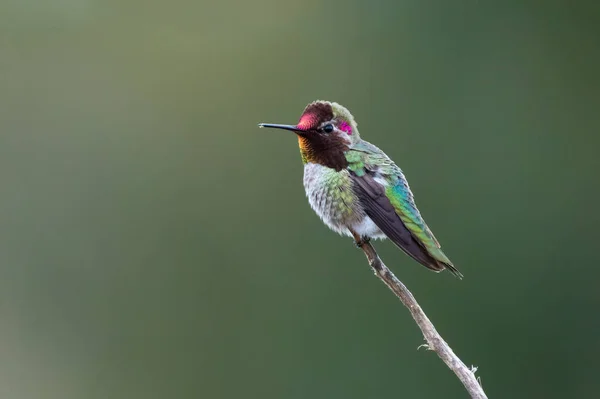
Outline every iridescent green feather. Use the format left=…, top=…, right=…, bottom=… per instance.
left=345, top=143, right=453, bottom=266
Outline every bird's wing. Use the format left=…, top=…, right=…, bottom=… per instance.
left=346, top=143, right=462, bottom=277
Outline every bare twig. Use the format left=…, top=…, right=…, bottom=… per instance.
left=354, top=237, right=488, bottom=399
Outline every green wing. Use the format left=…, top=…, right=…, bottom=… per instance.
left=346, top=142, right=462, bottom=278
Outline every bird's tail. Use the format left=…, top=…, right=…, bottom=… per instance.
left=439, top=261, right=463, bottom=279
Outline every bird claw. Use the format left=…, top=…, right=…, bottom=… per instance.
left=354, top=236, right=371, bottom=248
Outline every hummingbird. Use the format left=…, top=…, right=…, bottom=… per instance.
left=259, top=101, right=462, bottom=278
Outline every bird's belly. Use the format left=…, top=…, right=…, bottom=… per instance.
left=303, top=163, right=384, bottom=239
left=351, top=216, right=386, bottom=239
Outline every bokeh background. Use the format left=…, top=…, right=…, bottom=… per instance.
left=1, top=1, right=599, bottom=398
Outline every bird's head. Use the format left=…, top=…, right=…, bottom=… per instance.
left=259, top=101, right=360, bottom=169
left=259, top=100, right=360, bottom=144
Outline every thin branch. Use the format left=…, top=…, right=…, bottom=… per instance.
left=354, top=237, right=488, bottom=399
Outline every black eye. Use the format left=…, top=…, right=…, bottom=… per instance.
left=323, top=124, right=334, bottom=133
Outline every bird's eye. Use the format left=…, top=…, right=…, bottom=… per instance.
left=323, top=124, right=334, bottom=133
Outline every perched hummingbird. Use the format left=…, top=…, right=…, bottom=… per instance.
left=259, top=101, right=462, bottom=278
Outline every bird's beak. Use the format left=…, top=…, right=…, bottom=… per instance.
left=258, top=123, right=303, bottom=133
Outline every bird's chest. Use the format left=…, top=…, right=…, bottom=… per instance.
left=303, top=163, right=360, bottom=229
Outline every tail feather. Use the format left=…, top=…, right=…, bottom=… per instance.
left=437, top=260, right=463, bottom=279
left=388, top=234, right=463, bottom=279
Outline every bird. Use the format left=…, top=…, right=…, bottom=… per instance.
left=259, top=100, right=462, bottom=278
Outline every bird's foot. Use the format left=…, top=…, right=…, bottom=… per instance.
left=354, top=236, right=371, bottom=248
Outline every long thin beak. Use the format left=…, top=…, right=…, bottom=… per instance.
left=258, top=123, right=303, bottom=132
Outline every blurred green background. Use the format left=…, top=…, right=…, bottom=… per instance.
left=1, top=1, right=599, bottom=398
